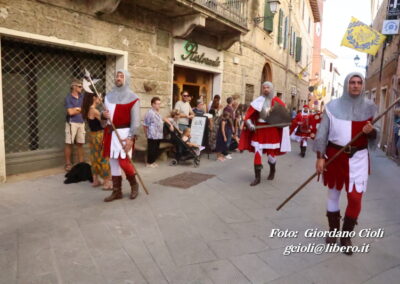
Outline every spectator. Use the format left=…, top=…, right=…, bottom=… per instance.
left=64, top=79, right=85, bottom=172
left=394, top=108, right=400, bottom=158
left=223, top=97, right=235, bottom=158
left=143, top=97, right=164, bottom=168
left=209, top=94, right=223, bottom=116
left=215, top=111, right=232, bottom=161
left=164, top=109, right=182, bottom=135
left=193, top=99, right=206, bottom=116
left=182, top=127, right=201, bottom=156
left=81, top=93, right=112, bottom=190
left=291, top=107, right=297, bottom=119
left=174, top=91, right=194, bottom=131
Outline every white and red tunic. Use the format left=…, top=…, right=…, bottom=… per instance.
left=103, top=97, right=139, bottom=159
left=239, top=96, right=291, bottom=155
left=323, top=108, right=371, bottom=193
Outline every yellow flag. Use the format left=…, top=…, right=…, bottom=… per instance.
left=341, top=17, right=386, bottom=56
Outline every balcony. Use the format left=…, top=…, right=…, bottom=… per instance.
left=126, top=0, right=249, bottom=49
left=192, top=0, right=248, bottom=28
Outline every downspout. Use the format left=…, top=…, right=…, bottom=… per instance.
left=284, top=0, right=293, bottom=108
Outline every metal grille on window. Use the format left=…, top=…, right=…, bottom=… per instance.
left=1, top=38, right=116, bottom=155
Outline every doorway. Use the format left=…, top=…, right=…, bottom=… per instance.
left=173, top=66, right=213, bottom=108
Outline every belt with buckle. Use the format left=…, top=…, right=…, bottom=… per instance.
left=327, top=141, right=367, bottom=158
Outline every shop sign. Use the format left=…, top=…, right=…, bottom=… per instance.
left=181, top=41, right=220, bottom=67
left=190, top=116, right=207, bottom=146
left=174, top=39, right=223, bottom=72
left=382, top=19, right=400, bottom=35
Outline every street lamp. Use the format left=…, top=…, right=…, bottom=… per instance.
left=354, top=54, right=368, bottom=70
left=354, top=55, right=361, bottom=67
left=253, top=0, right=281, bottom=24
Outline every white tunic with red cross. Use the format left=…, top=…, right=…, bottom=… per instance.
left=323, top=108, right=371, bottom=193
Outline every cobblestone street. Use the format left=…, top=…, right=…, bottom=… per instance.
left=1, top=144, right=399, bottom=284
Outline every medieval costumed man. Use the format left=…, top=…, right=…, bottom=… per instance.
left=290, top=105, right=320, bottom=157
left=314, top=72, right=379, bottom=255
left=239, top=81, right=291, bottom=186
left=102, top=70, right=141, bottom=202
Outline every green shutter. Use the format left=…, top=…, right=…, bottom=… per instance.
left=283, top=17, right=288, bottom=49
left=278, top=9, right=283, bottom=45
left=264, top=1, right=273, bottom=32
left=295, top=37, right=302, bottom=62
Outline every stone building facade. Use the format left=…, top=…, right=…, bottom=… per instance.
left=0, top=0, right=320, bottom=180
left=365, top=0, right=400, bottom=159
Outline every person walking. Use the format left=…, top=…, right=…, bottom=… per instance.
left=239, top=81, right=291, bottom=186
left=314, top=72, right=379, bottom=255
left=81, top=93, right=112, bottom=190
left=143, top=97, right=164, bottom=168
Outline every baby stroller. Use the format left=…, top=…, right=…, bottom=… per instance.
left=164, top=124, right=201, bottom=167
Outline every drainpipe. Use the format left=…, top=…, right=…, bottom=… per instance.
left=284, top=0, right=293, bottom=108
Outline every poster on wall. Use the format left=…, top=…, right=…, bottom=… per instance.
left=190, top=116, right=207, bottom=146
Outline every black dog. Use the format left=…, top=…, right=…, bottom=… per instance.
left=64, top=162, right=93, bottom=184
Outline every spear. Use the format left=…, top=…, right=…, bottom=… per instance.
left=276, top=92, right=400, bottom=211
left=83, top=69, right=149, bottom=195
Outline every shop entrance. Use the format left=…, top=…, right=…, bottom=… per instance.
left=173, top=66, right=213, bottom=108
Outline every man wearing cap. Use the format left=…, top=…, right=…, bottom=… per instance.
left=239, top=81, right=291, bottom=186
left=64, top=79, right=85, bottom=172
left=102, top=70, right=141, bottom=202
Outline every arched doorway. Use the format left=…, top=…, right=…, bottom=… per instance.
left=260, top=62, right=273, bottom=95
left=261, top=62, right=273, bottom=85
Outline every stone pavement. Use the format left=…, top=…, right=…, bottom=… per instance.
left=1, top=144, right=400, bottom=284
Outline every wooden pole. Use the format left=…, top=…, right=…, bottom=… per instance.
left=276, top=94, right=400, bottom=211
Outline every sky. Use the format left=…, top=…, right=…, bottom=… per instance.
left=321, top=0, right=372, bottom=81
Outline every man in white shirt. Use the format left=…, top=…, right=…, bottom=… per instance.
left=174, top=91, right=194, bottom=131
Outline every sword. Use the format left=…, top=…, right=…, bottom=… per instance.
left=276, top=91, right=400, bottom=211
left=83, top=69, right=149, bottom=195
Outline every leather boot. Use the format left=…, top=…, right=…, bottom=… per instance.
left=325, top=211, right=341, bottom=244
left=126, top=174, right=139, bottom=199
left=104, top=176, right=123, bottom=202
left=300, top=146, right=306, bottom=157
left=250, top=165, right=262, bottom=186
left=267, top=162, right=276, bottom=180
left=340, top=216, right=358, bottom=255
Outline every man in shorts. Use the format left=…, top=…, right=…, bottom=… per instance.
left=64, top=79, right=85, bottom=171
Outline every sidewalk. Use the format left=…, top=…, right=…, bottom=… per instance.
left=0, top=146, right=399, bottom=284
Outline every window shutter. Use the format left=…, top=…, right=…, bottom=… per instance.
left=278, top=9, right=283, bottom=45
left=295, top=37, right=302, bottom=62
left=290, top=31, right=296, bottom=56
left=264, top=1, right=273, bottom=32
left=283, top=17, right=288, bottom=49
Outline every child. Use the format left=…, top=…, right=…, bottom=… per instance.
left=215, top=111, right=231, bottom=161
left=182, top=128, right=201, bottom=156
